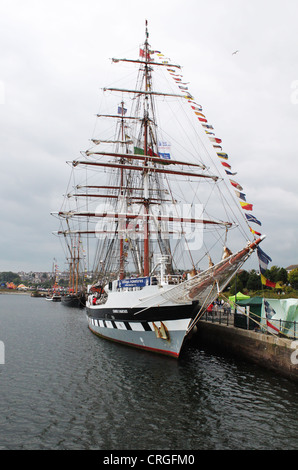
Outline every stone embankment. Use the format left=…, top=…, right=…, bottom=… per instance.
left=195, top=319, right=298, bottom=382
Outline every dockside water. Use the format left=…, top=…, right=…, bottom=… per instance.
left=0, top=294, right=297, bottom=450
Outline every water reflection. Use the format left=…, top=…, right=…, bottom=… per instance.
left=0, top=295, right=297, bottom=450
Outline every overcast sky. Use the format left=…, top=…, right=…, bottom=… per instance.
left=0, top=0, right=297, bottom=273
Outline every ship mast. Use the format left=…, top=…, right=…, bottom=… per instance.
left=119, top=101, right=126, bottom=280
left=143, top=19, right=150, bottom=277
left=54, top=20, right=236, bottom=283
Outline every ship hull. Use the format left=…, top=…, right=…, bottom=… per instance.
left=86, top=303, right=198, bottom=358
left=45, top=295, right=61, bottom=302
left=61, top=294, right=86, bottom=308
left=85, top=237, right=264, bottom=357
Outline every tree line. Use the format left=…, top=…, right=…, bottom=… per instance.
left=228, top=266, right=298, bottom=294
left=0, top=271, right=22, bottom=285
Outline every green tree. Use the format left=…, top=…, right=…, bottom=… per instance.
left=266, top=265, right=280, bottom=282
left=263, top=266, right=288, bottom=287
left=278, top=267, right=288, bottom=284
left=289, top=269, right=298, bottom=290
left=229, top=276, right=243, bottom=295
left=238, top=270, right=249, bottom=289
left=264, top=266, right=287, bottom=284
left=247, top=270, right=262, bottom=291
left=0, top=271, right=21, bottom=284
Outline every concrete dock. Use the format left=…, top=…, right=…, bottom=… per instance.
left=195, top=318, right=298, bottom=382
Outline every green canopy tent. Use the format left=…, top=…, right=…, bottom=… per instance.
left=229, top=292, right=253, bottom=330
left=237, top=296, right=263, bottom=324
left=228, top=292, right=250, bottom=303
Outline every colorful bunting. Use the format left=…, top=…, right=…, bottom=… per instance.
left=230, top=180, right=243, bottom=191
left=239, top=201, right=253, bottom=211
left=261, top=275, right=283, bottom=289
left=118, top=106, right=127, bottom=115
left=155, top=50, right=264, bottom=243
left=188, top=100, right=201, bottom=106
left=264, top=300, right=280, bottom=334
left=217, top=152, right=228, bottom=159
left=209, top=137, right=222, bottom=144
left=257, top=246, right=271, bottom=273
left=245, top=213, right=262, bottom=226
left=256, top=247, right=282, bottom=290
left=139, top=48, right=151, bottom=60
left=191, top=105, right=202, bottom=112
left=221, top=162, right=231, bottom=169
left=195, top=112, right=206, bottom=118
left=235, top=190, right=246, bottom=201
left=249, top=227, right=261, bottom=236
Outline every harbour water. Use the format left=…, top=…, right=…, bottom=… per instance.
left=0, top=294, right=297, bottom=450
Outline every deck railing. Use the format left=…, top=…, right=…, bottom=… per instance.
left=201, top=308, right=298, bottom=340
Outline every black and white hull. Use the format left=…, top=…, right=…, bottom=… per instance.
left=86, top=239, right=263, bottom=357
left=45, top=294, right=61, bottom=302
left=86, top=282, right=199, bottom=357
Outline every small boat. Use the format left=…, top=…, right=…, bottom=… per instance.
left=46, top=293, right=61, bottom=302
left=31, top=291, right=46, bottom=298
left=53, top=21, right=265, bottom=357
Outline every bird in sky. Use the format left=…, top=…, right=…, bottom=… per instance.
left=232, top=50, right=239, bottom=55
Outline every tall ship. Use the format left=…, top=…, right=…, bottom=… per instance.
left=45, top=258, right=61, bottom=302
left=61, top=234, right=86, bottom=308
left=53, top=21, right=265, bottom=357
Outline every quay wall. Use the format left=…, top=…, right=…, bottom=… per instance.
left=195, top=320, right=298, bottom=382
